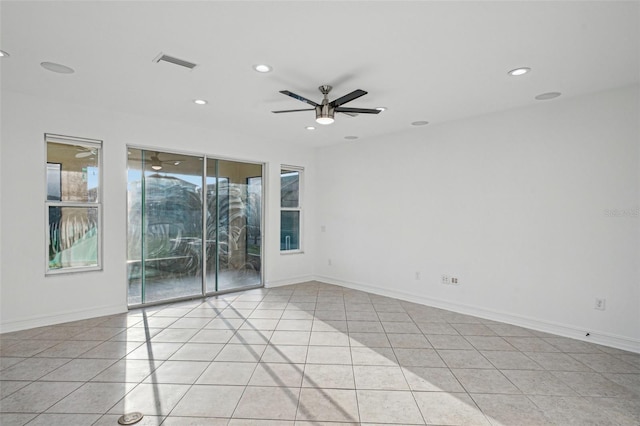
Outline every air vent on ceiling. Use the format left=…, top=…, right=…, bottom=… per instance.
left=153, top=53, right=197, bottom=70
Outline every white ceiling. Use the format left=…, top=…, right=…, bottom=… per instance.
left=2, top=1, right=638, bottom=147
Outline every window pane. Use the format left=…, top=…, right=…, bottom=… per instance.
left=247, top=176, right=262, bottom=257
left=205, top=160, right=219, bottom=294
left=280, top=211, right=300, bottom=251
left=126, top=149, right=143, bottom=304
left=47, top=142, right=100, bottom=202
left=281, top=170, right=299, bottom=208
left=215, top=160, right=263, bottom=292
left=132, top=150, right=204, bottom=304
left=47, top=163, right=62, bottom=201
left=48, top=206, right=99, bottom=270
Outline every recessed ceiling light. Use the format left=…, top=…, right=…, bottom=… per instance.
left=411, top=121, right=429, bottom=126
left=508, top=67, right=531, bottom=76
left=535, top=92, right=561, bottom=100
left=194, top=99, right=208, bottom=105
left=376, top=107, right=387, bottom=112
left=41, top=61, right=74, bottom=74
left=344, top=136, right=359, bottom=140
left=253, top=64, right=272, bottom=73
left=305, top=126, right=316, bottom=130
left=0, top=50, right=10, bottom=57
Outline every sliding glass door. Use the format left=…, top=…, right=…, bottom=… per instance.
left=127, top=149, right=262, bottom=306
left=209, top=160, right=262, bottom=292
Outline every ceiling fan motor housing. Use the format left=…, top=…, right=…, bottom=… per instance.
left=319, top=85, right=333, bottom=95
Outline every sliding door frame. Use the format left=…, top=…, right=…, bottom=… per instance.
left=126, top=146, right=265, bottom=308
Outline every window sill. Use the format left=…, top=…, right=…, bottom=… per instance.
left=46, top=265, right=102, bottom=276
left=280, top=250, right=304, bottom=255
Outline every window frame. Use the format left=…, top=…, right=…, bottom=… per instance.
left=280, top=165, right=304, bottom=254
left=246, top=175, right=263, bottom=258
left=45, top=134, right=103, bottom=275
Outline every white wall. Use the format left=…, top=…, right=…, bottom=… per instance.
left=0, top=90, right=316, bottom=332
left=315, top=85, right=640, bottom=352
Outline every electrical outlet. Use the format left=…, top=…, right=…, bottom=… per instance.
left=451, top=277, right=459, bottom=284
left=594, top=298, right=606, bottom=310
left=441, top=275, right=450, bottom=285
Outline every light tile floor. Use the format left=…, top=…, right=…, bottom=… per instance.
left=1, top=281, right=639, bottom=425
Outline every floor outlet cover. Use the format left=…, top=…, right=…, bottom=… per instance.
left=118, top=412, right=144, bottom=425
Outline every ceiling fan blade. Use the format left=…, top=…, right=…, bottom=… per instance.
left=272, top=108, right=315, bottom=114
left=335, top=107, right=381, bottom=114
left=279, top=90, right=319, bottom=107
left=329, top=89, right=367, bottom=108
left=339, top=111, right=358, bottom=117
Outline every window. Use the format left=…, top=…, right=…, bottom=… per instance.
left=280, top=166, right=302, bottom=252
left=45, top=134, right=102, bottom=274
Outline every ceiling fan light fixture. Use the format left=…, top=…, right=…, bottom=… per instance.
left=151, top=156, right=163, bottom=170
left=316, top=104, right=335, bottom=125
left=316, top=116, right=334, bottom=125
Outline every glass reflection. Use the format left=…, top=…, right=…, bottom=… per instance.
left=127, top=150, right=203, bottom=304
left=46, top=140, right=101, bottom=271
left=48, top=206, right=99, bottom=269
left=212, top=160, right=262, bottom=292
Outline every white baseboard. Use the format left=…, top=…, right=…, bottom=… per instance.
left=265, top=275, right=316, bottom=288
left=314, top=275, right=640, bottom=354
left=4, top=276, right=637, bottom=355
left=0, top=303, right=126, bottom=334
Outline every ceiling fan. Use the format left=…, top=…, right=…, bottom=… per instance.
left=272, top=85, right=381, bottom=125
left=126, top=151, right=184, bottom=171
left=149, top=153, right=184, bottom=171
left=74, top=147, right=97, bottom=158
